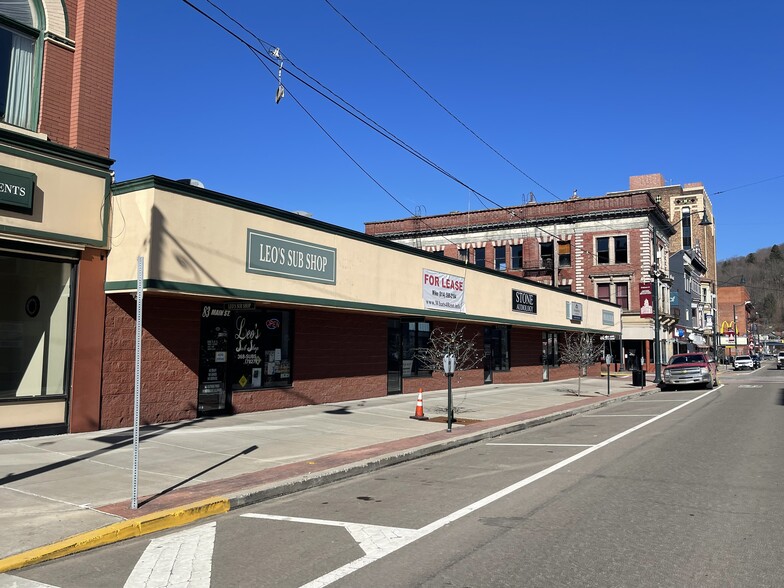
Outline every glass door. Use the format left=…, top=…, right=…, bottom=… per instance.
left=386, top=319, right=402, bottom=394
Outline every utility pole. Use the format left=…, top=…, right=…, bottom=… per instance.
left=650, top=226, right=662, bottom=383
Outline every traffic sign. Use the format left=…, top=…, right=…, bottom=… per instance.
left=600, top=335, right=617, bottom=340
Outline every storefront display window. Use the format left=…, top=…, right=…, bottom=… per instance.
left=198, top=305, right=293, bottom=413
left=229, top=308, right=292, bottom=391
left=0, top=253, right=74, bottom=399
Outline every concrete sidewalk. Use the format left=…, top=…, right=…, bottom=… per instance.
left=0, top=373, right=655, bottom=572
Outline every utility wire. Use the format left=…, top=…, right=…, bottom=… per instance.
left=323, top=0, right=559, bottom=200
left=712, top=173, right=784, bottom=196
left=179, top=0, right=645, bottom=263
left=180, top=0, right=462, bottom=249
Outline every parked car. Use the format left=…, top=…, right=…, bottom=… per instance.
left=777, top=351, right=784, bottom=370
left=733, top=355, right=754, bottom=370
left=660, top=353, right=717, bottom=390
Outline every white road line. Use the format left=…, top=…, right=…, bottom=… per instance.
left=630, top=399, right=687, bottom=402
left=294, top=385, right=720, bottom=588
left=486, top=443, right=595, bottom=447
left=580, top=414, right=658, bottom=417
left=242, top=514, right=419, bottom=558
left=123, top=522, right=215, bottom=588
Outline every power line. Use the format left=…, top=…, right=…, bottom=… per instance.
left=323, top=0, right=559, bottom=200
left=712, top=173, right=784, bottom=196
left=178, top=0, right=678, bottom=265
left=179, top=0, right=463, bottom=249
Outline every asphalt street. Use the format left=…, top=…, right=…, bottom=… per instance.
left=7, top=362, right=783, bottom=587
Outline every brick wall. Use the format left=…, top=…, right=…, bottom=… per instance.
left=630, top=173, right=666, bottom=190
left=101, top=295, right=200, bottom=429
left=38, top=43, right=74, bottom=143
left=232, top=309, right=388, bottom=413
left=38, top=0, right=116, bottom=157
left=69, top=0, right=116, bottom=156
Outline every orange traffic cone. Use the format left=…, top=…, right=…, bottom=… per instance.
left=410, top=388, right=427, bottom=420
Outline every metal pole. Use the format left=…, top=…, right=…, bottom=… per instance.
left=446, top=373, right=453, bottom=433
left=131, top=256, right=144, bottom=510
left=653, top=264, right=662, bottom=383
left=733, top=304, right=738, bottom=360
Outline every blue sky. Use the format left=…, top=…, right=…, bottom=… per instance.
left=112, top=1, right=784, bottom=261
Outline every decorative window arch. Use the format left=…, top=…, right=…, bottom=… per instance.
left=0, top=0, right=69, bottom=131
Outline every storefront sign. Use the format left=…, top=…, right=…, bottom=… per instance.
left=639, top=282, right=653, bottom=317
left=423, top=269, right=465, bottom=313
left=0, top=165, right=35, bottom=213
left=566, top=301, right=583, bottom=322
left=512, top=290, right=537, bottom=314
left=246, top=230, right=336, bottom=284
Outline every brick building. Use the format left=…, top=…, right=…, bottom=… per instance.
left=717, top=286, right=755, bottom=358
left=608, top=174, right=718, bottom=358
left=0, top=0, right=116, bottom=438
left=365, top=187, right=679, bottom=374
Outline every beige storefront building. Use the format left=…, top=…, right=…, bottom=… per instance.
left=101, top=177, right=621, bottom=429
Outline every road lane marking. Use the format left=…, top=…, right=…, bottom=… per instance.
left=486, top=443, right=595, bottom=447
left=630, top=399, right=687, bottom=402
left=294, top=385, right=721, bottom=588
left=123, top=522, right=215, bottom=588
left=580, top=414, right=658, bottom=417
left=242, top=514, right=418, bottom=557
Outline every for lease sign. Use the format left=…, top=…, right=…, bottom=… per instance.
left=423, top=269, right=465, bottom=313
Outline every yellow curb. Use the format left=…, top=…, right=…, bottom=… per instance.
left=0, top=496, right=230, bottom=573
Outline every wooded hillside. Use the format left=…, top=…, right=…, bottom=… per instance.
left=717, top=243, right=784, bottom=335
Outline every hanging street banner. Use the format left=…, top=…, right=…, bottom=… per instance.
left=423, top=269, right=465, bottom=313
left=639, top=282, right=653, bottom=318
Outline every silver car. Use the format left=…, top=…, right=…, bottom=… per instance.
left=733, top=355, right=754, bottom=370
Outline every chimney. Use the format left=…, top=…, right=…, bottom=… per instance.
left=630, top=173, right=666, bottom=190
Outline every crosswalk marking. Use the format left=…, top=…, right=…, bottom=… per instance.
left=124, top=522, right=216, bottom=588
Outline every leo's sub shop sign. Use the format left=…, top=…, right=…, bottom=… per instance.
left=246, top=230, right=336, bottom=284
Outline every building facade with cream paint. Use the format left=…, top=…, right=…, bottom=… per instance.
left=100, top=177, right=621, bottom=430
left=0, top=0, right=115, bottom=438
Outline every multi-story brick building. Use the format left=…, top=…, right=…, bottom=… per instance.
left=608, top=174, right=718, bottom=359
left=0, top=0, right=116, bottom=438
left=365, top=174, right=720, bottom=374
left=365, top=186, right=681, bottom=375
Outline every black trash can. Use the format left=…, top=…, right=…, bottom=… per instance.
left=632, top=369, right=646, bottom=387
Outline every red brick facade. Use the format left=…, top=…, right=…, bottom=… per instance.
left=38, top=0, right=116, bottom=157
left=100, top=296, right=586, bottom=428
left=102, top=296, right=200, bottom=430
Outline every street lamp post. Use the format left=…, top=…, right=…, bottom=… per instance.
left=652, top=259, right=662, bottom=382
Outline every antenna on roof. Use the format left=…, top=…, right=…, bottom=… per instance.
left=526, top=191, right=536, bottom=204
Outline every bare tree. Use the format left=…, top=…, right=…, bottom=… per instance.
left=414, top=326, right=483, bottom=374
left=559, top=332, right=604, bottom=396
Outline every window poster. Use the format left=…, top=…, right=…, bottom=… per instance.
left=198, top=304, right=229, bottom=412
left=231, top=310, right=263, bottom=391
left=200, top=304, right=292, bottom=396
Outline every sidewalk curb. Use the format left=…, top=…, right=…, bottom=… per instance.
left=0, top=497, right=230, bottom=574
left=0, top=384, right=656, bottom=573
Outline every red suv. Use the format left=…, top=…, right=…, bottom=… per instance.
left=660, top=353, right=717, bottom=391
